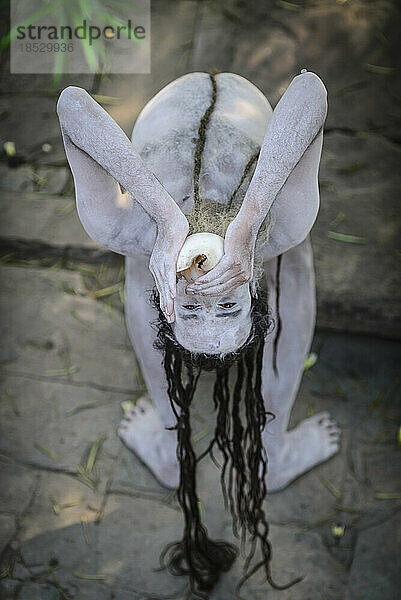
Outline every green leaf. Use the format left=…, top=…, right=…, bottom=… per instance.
left=81, top=514, right=91, bottom=545
left=304, top=352, right=318, bottom=371
left=3, top=141, right=16, bottom=156
left=72, top=572, right=106, bottom=580
left=374, top=491, right=401, bottom=499
left=76, top=464, right=97, bottom=489
left=6, top=389, right=19, bottom=416
left=276, top=0, right=301, bottom=11
left=66, top=402, right=102, bottom=416
left=71, top=11, right=99, bottom=72
left=49, top=495, right=61, bottom=515
left=1, top=5, right=51, bottom=49
left=331, top=523, right=345, bottom=538
left=198, top=499, right=206, bottom=520
left=327, top=231, right=366, bottom=245
left=52, top=46, right=67, bottom=85
left=93, top=282, right=122, bottom=298
left=330, top=212, right=346, bottom=228
left=364, top=64, right=394, bottom=75
left=193, top=427, right=212, bottom=443
left=45, top=366, right=79, bottom=376
left=92, top=94, right=122, bottom=105
left=35, top=443, right=58, bottom=460
left=320, top=476, right=343, bottom=500
left=336, top=163, right=366, bottom=174
left=86, top=433, right=107, bottom=473
left=306, top=403, right=314, bottom=417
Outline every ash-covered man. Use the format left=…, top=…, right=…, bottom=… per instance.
left=57, top=69, right=340, bottom=594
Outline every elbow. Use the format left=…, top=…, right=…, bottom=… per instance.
left=296, top=71, right=328, bottom=124
left=299, top=71, right=327, bottom=99
left=57, top=86, right=90, bottom=118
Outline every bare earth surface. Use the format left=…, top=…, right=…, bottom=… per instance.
left=0, top=1, right=400, bottom=599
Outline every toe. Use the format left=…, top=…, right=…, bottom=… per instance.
left=315, top=411, right=330, bottom=425
left=330, top=439, right=340, bottom=452
left=136, top=398, right=151, bottom=413
left=326, top=422, right=340, bottom=432
left=117, top=425, right=127, bottom=438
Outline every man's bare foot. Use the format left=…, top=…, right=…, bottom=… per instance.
left=265, top=412, right=341, bottom=492
left=118, top=397, right=180, bottom=489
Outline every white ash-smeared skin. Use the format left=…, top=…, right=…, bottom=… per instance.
left=57, top=70, right=341, bottom=491
left=131, top=72, right=272, bottom=215
left=57, top=84, right=189, bottom=322
left=173, top=277, right=252, bottom=356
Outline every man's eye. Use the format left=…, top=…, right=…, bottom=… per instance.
left=183, top=304, right=199, bottom=310
left=219, top=302, right=236, bottom=309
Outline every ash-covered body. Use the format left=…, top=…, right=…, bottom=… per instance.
left=125, top=72, right=272, bottom=255
left=57, top=67, right=340, bottom=527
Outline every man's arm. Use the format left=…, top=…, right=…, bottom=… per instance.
left=235, top=71, right=327, bottom=239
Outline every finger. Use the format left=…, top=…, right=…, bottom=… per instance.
left=153, top=270, right=168, bottom=306
left=158, top=285, right=167, bottom=314
left=168, top=270, right=177, bottom=299
left=190, top=259, right=230, bottom=286
left=161, top=281, right=175, bottom=323
left=193, top=275, right=246, bottom=296
left=151, top=268, right=159, bottom=289
left=151, top=267, right=173, bottom=321
left=188, top=268, right=240, bottom=292
left=165, top=292, right=174, bottom=316
left=152, top=271, right=166, bottom=310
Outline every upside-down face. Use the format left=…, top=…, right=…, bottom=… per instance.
left=172, top=277, right=252, bottom=355
left=172, top=232, right=253, bottom=355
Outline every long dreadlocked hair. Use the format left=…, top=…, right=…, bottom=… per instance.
left=151, top=289, right=300, bottom=598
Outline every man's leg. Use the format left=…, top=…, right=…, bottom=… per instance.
left=58, top=118, right=178, bottom=488
left=118, top=255, right=179, bottom=489
left=261, top=238, right=340, bottom=492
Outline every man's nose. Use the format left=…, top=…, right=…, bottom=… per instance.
left=202, top=298, right=215, bottom=311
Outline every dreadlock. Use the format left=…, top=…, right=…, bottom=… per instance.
left=151, top=291, right=299, bottom=597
